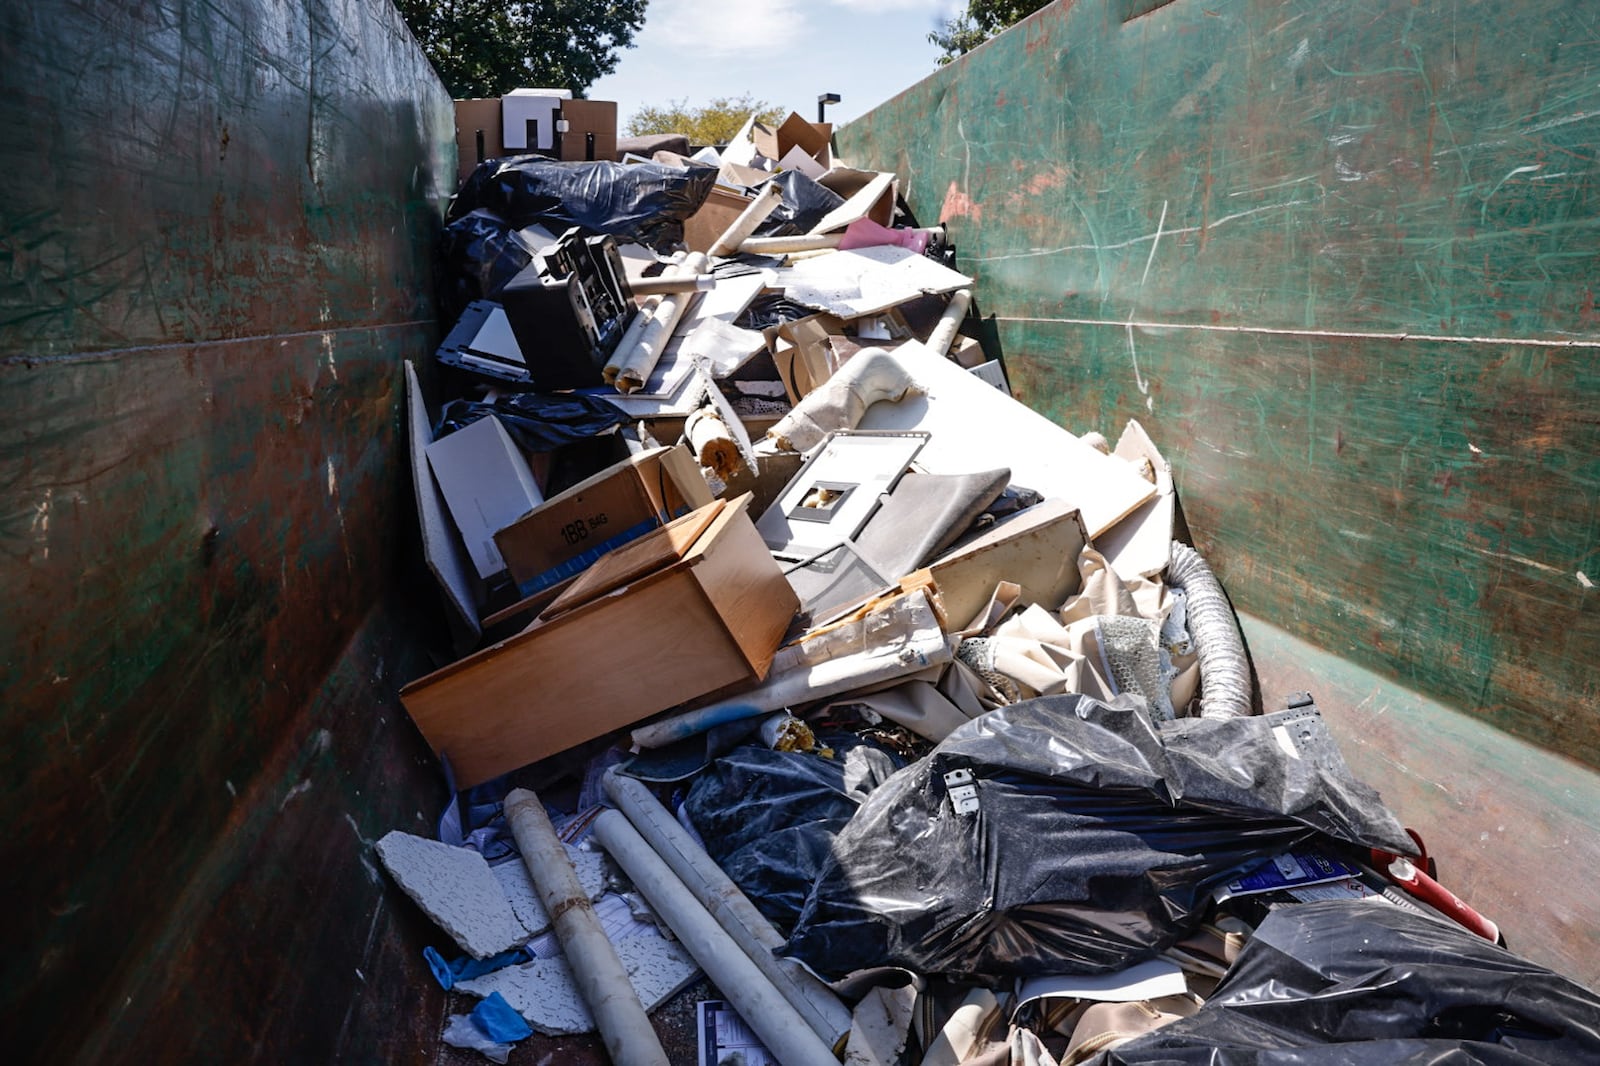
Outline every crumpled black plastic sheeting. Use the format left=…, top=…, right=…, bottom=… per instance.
left=783, top=694, right=1415, bottom=981
left=1086, top=900, right=1600, bottom=1065
left=439, top=209, right=533, bottom=321
left=436, top=393, right=628, bottom=453
left=449, top=157, right=717, bottom=252
left=751, top=170, right=846, bottom=238
left=736, top=293, right=816, bottom=331
left=684, top=739, right=900, bottom=935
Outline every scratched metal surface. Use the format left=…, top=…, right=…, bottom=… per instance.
left=839, top=0, right=1600, bottom=762
left=0, top=0, right=456, bottom=1061
left=1245, top=615, right=1600, bottom=987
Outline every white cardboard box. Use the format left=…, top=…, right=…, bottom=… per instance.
left=502, top=88, right=572, bottom=151
left=426, top=416, right=544, bottom=580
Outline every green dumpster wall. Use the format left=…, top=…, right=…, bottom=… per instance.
left=841, top=0, right=1600, bottom=981
left=1, top=1, right=457, bottom=1060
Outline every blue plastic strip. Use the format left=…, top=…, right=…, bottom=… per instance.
left=514, top=508, right=689, bottom=598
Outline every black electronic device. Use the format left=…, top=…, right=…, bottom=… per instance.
left=496, top=229, right=637, bottom=390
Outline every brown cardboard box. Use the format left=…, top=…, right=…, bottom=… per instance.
left=558, top=99, right=618, bottom=162
left=753, top=112, right=833, bottom=168
left=683, top=185, right=757, bottom=253
left=454, top=98, right=505, bottom=184
left=493, top=444, right=714, bottom=596
left=400, top=497, right=798, bottom=787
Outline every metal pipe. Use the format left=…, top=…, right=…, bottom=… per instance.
left=1166, top=541, right=1252, bottom=718
left=503, top=789, right=669, bottom=1066
left=591, top=810, right=841, bottom=1066
left=603, top=770, right=853, bottom=1052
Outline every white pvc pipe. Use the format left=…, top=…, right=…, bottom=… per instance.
left=738, top=233, right=843, bottom=255
left=503, top=789, right=668, bottom=1066
left=591, top=810, right=841, bottom=1066
left=603, top=771, right=853, bottom=1052
left=631, top=628, right=951, bottom=749
left=710, top=183, right=784, bottom=257
left=924, top=289, right=971, bottom=356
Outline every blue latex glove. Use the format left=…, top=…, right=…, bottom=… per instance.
left=472, top=992, right=533, bottom=1043
left=423, top=945, right=528, bottom=990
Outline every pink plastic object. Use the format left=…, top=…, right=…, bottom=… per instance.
left=836, top=218, right=930, bottom=254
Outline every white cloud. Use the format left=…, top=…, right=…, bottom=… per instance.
left=648, top=0, right=809, bottom=58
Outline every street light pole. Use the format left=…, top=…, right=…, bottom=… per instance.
left=817, top=92, right=841, bottom=125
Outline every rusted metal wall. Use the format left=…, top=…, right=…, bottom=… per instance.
left=840, top=0, right=1600, bottom=979
left=0, top=1, right=456, bottom=1060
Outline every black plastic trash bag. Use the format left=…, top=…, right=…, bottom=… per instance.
left=783, top=694, right=1414, bottom=981
left=751, top=170, right=846, bottom=238
left=1087, top=900, right=1600, bottom=1065
left=435, top=393, right=628, bottom=453
left=438, top=209, right=534, bottom=321
left=684, top=739, right=900, bottom=935
left=449, top=157, right=717, bottom=252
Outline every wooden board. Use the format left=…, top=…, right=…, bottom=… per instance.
left=401, top=499, right=797, bottom=787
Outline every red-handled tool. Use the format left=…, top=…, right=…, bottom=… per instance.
left=1372, top=837, right=1501, bottom=944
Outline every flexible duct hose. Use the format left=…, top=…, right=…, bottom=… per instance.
left=1166, top=541, right=1252, bottom=718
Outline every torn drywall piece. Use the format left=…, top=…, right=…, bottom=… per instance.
left=773, top=246, right=973, bottom=319
left=374, top=832, right=527, bottom=960
left=456, top=934, right=700, bottom=1036
left=1095, top=418, right=1177, bottom=581
left=809, top=171, right=897, bottom=236
left=491, top=846, right=607, bottom=938
left=842, top=985, right=917, bottom=1066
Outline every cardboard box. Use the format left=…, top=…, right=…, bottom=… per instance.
left=401, top=497, right=799, bottom=787
left=815, top=168, right=897, bottom=231
left=683, top=185, right=757, bottom=254
left=557, top=99, right=618, bottom=162
left=425, top=415, right=544, bottom=581
left=454, top=98, right=505, bottom=184
left=493, top=444, right=714, bottom=596
left=753, top=112, right=833, bottom=169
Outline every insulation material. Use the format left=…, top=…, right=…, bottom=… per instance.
left=954, top=548, right=1196, bottom=716
left=765, top=348, right=922, bottom=453
left=374, top=832, right=528, bottom=960
left=685, top=405, right=743, bottom=481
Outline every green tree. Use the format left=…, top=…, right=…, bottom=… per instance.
left=625, top=96, right=784, bottom=145
left=395, top=0, right=649, bottom=99
left=930, top=0, right=1053, bottom=65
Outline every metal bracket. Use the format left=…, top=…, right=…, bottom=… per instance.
left=944, top=768, right=979, bottom=815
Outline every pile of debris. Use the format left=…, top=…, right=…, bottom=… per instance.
left=379, top=112, right=1600, bottom=1064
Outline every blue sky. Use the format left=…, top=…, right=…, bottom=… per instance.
left=589, top=0, right=965, bottom=133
